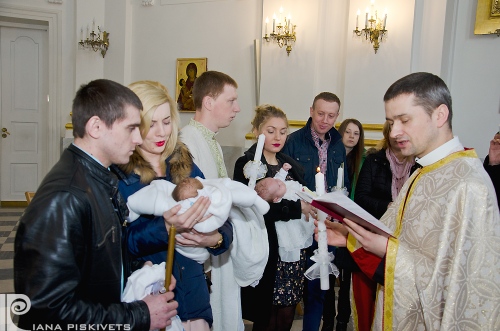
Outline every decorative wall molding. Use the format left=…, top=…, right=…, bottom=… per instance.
left=48, top=0, right=63, bottom=4
left=161, top=0, right=222, bottom=5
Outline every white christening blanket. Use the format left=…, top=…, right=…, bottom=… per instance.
left=122, top=262, right=184, bottom=331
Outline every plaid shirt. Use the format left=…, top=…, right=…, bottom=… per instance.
left=311, top=127, right=330, bottom=192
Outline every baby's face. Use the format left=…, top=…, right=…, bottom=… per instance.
left=268, top=179, right=287, bottom=201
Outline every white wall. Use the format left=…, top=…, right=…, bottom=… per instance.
left=444, top=0, right=500, bottom=158
left=127, top=0, right=261, bottom=149
left=1, top=0, right=498, bottom=160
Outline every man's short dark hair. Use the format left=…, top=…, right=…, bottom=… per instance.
left=384, top=72, right=453, bottom=129
left=192, top=71, right=238, bottom=110
left=72, top=79, right=143, bottom=138
left=312, top=92, right=341, bottom=109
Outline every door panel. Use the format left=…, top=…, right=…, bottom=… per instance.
left=1, top=26, right=47, bottom=201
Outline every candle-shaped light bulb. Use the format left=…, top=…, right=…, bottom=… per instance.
left=383, top=9, right=387, bottom=29
left=315, top=167, right=326, bottom=196
left=265, top=17, right=269, bottom=35
left=254, top=134, right=265, bottom=162
left=365, top=8, right=369, bottom=28
left=92, top=18, right=95, bottom=32
left=273, top=13, right=276, bottom=33
left=356, top=9, right=360, bottom=29
left=370, top=0, right=375, bottom=20
left=80, top=27, right=83, bottom=41
left=288, top=13, right=291, bottom=30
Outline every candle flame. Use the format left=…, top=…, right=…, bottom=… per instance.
left=316, top=167, right=320, bottom=173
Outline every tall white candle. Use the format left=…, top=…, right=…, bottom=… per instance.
left=273, top=13, right=276, bottom=33
left=265, top=17, right=269, bottom=35
left=254, top=134, right=265, bottom=162
left=336, top=164, right=343, bottom=188
left=365, top=9, right=369, bottom=28
left=315, top=167, right=326, bottom=196
left=93, top=18, right=95, bottom=32
left=356, top=10, right=360, bottom=30
left=317, top=210, right=330, bottom=290
left=383, top=11, right=387, bottom=29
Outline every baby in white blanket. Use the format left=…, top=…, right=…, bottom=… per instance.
left=255, top=163, right=315, bottom=262
left=126, top=176, right=269, bottom=264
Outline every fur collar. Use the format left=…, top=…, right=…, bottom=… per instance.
left=118, top=141, right=194, bottom=185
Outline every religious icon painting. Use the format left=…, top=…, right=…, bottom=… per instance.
left=175, top=58, right=207, bottom=112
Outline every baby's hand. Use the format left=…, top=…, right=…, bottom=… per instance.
left=283, top=163, right=292, bottom=171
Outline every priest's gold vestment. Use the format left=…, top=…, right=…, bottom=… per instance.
left=349, top=149, right=500, bottom=330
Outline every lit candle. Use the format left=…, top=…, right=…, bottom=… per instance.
left=383, top=10, right=387, bottom=29
left=265, top=17, right=269, bottom=35
left=315, top=167, right=326, bottom=196
left=273, top=13, right=276, bottom=33
left=336, top=163, right=343, bottom=188
left=356, top=9, right=360, bottom=30
left=254, top=133, right=265, bottom=162
left=365, top=8, right=369, bottom=28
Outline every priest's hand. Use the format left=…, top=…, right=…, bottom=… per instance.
left=314, top=219, right=348, bottom=247
left=342, top=218, right=387, bottom=258
left=488, top=133, right=500, bottom=166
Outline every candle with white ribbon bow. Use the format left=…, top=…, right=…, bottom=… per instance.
left=247, top=134, right=265, bottom=189
left=314, top=167, right=329, bottom=290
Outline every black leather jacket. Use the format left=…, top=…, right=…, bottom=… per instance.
left=14, top=144, right=150, bottom=330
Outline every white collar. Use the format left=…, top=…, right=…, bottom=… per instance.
left=416, top=136, right=463, bottom=167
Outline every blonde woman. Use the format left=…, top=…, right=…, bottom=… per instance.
left=116, top=80, right=233, bottom=331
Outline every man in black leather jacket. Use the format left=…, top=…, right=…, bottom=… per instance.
left=14, top=79, right=178, bottom=330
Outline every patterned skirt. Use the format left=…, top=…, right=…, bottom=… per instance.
left=272, top=249, right=306, bottom=306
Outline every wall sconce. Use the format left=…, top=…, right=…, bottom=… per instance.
left=78, top=20, right=110, bottom=58
left=353, top=0, right=387, bottom=54
left=263, top=6, right=296, bottom=56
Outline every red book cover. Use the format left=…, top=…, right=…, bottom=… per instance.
left=296, top=191, right=395, bottom=238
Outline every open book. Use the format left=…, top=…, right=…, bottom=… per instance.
left=296, top=191, right=395, bottom=238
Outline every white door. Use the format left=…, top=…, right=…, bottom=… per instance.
left=0, top=26, right=48, bottom=202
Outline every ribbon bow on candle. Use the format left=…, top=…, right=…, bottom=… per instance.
left=306, top=167, right=338, bottom=289
left=244, top=134, right=268, bottom=189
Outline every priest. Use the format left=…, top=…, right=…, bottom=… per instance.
left=320, top=72, right=500, bottom=330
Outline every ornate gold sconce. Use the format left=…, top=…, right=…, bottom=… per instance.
left=353, top=0, right=387, bottom=54
left=78, top=20, right=110, bottom=58
left=263, top=7, right=296, bottom=56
